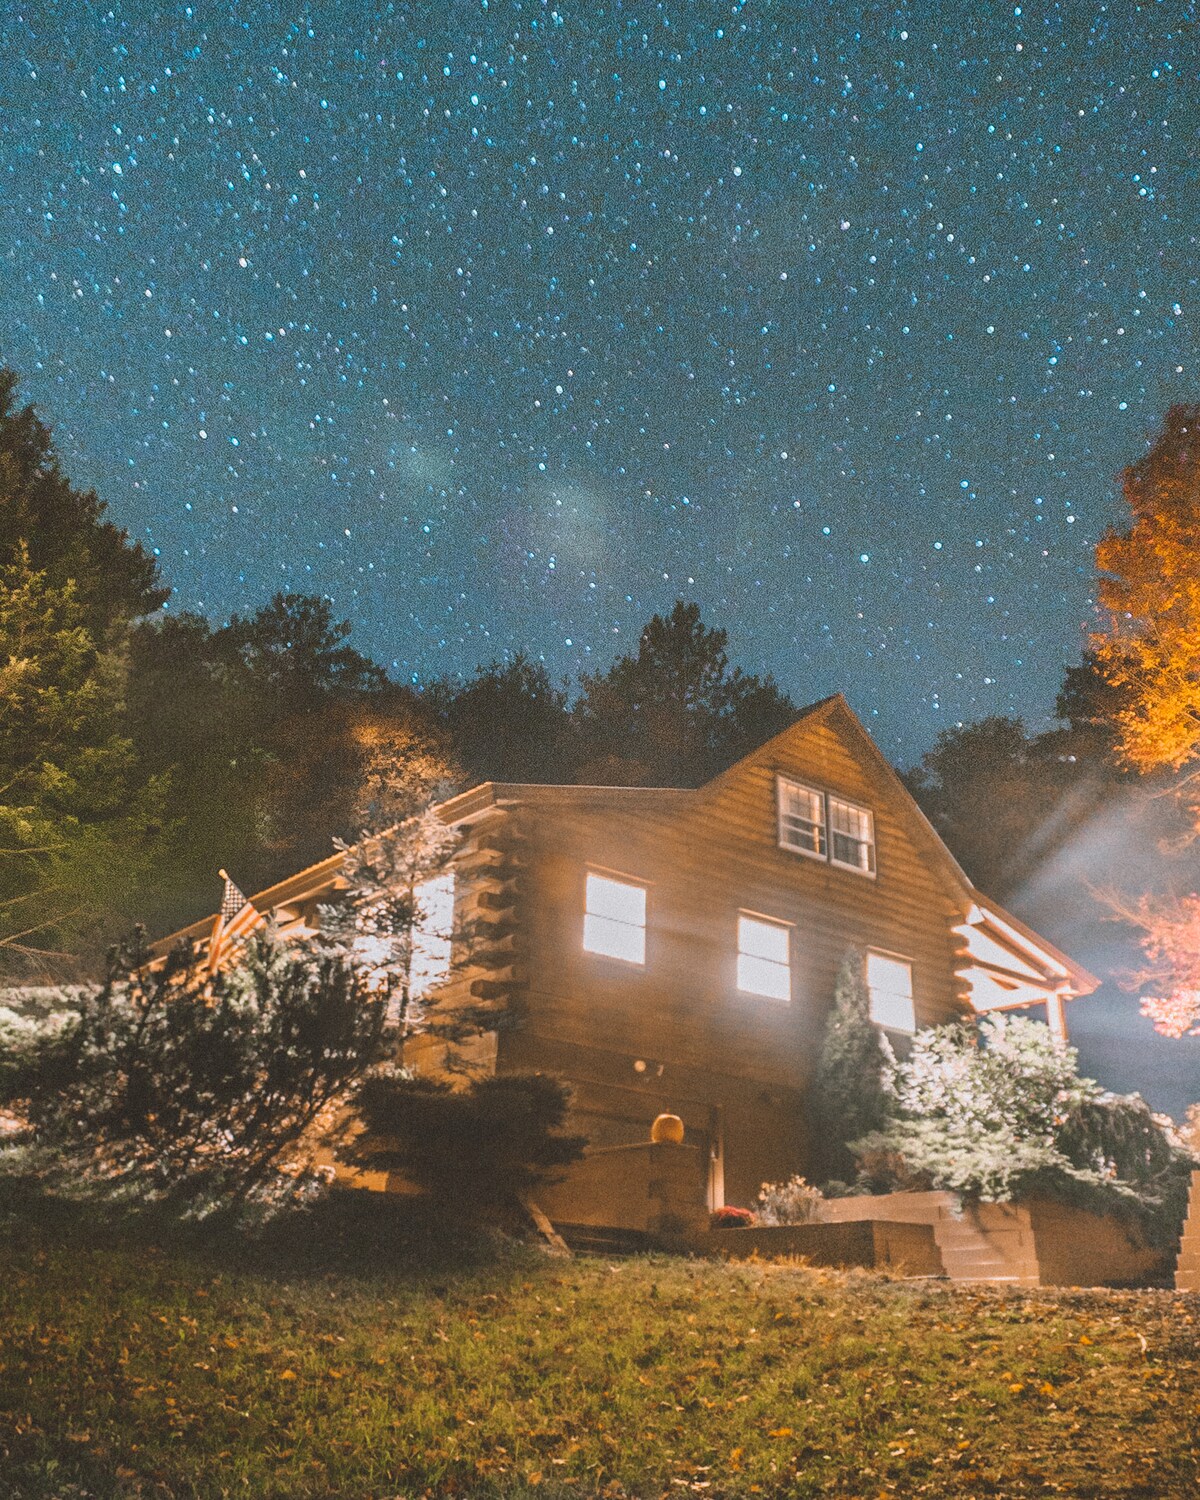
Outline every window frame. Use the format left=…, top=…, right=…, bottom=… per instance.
left=776, top=776, right=829, bottom=862
left=735, top=910, right=793, bottom=1002
left=827, top=794, right=877, bottom=878
left=582, top=868, right=649, bottom=967
left=865, top=948, right=916, bottom=1034
left=776, top=775, right=877, bottom=879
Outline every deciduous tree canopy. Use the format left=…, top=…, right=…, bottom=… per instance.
left=1093, top=403, right=1200, bottom=778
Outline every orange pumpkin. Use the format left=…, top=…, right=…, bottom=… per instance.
left=650, top=1112, right=685, bottom=1145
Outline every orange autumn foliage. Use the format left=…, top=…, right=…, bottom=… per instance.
left=1093, top=403, right=1200, bottom=779
left=1093, top=406, right=1200, bottom=1037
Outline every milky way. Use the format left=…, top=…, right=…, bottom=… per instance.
left=2, top=1, right=1196, bottom=761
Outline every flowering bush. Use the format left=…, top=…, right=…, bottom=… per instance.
left=710, top=1205, right=755, bottom=1229
left=756, top=1174, right=823, bottom=1225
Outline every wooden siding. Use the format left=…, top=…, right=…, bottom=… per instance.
left=490, top=702, right=974, bottom=1195
left=146, top=697, right=1094, bottom=1205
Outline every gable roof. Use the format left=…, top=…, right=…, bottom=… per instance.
left=696, top=693, right=1098, bottom=997
left=699, top=693, right=972, bottom=892
left=152, top=695, right=1097, bottom=997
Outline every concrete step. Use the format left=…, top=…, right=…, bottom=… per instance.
left=552, top=1223, right=658, bottom=1258
left=936, top=1227, right=1034, bottom=1249
left=937, top=1251, right=1040, bottom=1282
left=937, top=1253, right=1039, bottom=1282
left=950, top=1273, right=1034, bottom=1284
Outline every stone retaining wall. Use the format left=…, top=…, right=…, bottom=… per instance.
left=818, top=1190, right=1170, bottom=1287
left=703, top=1219, right=942, bottom=1274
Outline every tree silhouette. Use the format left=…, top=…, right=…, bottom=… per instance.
left=571, top=601, right=796, bottom=786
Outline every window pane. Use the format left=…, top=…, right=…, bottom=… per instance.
left=737, top=915, right=790, bottom=999
left=829, top=796, right=875, bottom=872
left=867, top=952, right=912, bottom=997
left=737, top=952, right=791, bottom=1000
left=870, top=987, right=915, bottom=1031
left=586, top=873, right=646, bottom=926
left=583, top=912, right=646, bottom=964
left=867, top=953, right=914, bottom=1031
left=738, top=915, right=789, bottom=963
left=778, top=778, right=826, bottom=856
left=411, top=873, right=455, bottom=998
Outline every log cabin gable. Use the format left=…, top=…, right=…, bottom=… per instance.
left=691, top=693, right=968, bottom=919
left=152, top=695, right=1097, bottom=1050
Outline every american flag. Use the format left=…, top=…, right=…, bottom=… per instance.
left=206, top=869, right=265, bottom=973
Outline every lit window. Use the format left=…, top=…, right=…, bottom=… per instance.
left=583, top=872, right=646, bottom=965
left=777, top=777, right=826, bottom=857
left=829, top=796, right=875, bottom=875
left=411, top=873, right=456, bottom=999
left=737, top=914, right=791, bottom=1000
left=867, top=952, right=915, bottom=1032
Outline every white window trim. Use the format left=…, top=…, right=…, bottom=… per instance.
left=866, top=948, right=916, bottom=1033
left=828, top=796, right=877, bottom=879
left=736, top=910, right=793, bottom=1002
left=776, top=775, right=877, bottom=879
left=776, top=776, right=828, bottom=863
left=582, top=869, right=648, bottom=967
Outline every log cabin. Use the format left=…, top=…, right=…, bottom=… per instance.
left=155, top=694, right=1097, bottom=1209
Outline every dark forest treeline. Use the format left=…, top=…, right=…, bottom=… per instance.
left=0, top=372, right=803, bottom=970
left=3, top=367, right=1194, bottom=986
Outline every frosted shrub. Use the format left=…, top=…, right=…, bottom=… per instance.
left=852, top=1014, right=1193, bottom=1237
left=756, top=1174, right=823, bottom=1226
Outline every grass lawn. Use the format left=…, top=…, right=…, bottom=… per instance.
left=0, top=1190, right=1198, bottom=1499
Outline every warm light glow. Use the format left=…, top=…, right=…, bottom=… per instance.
left=411, top=873, right=455, bottom=997
left=737, top=914, right=791, bottom=1000
left=867, top=951, right=915, bottom=1031
left=583, top=872, right=646, bottom=964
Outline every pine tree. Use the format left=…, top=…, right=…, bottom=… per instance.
left=1, top=927, right=389, bottom=1207
left=0, top=546, right=167, bottom=974
left=811, top=949, right=894, bottom=1183
left=0, top=368, right=166, bottom=634
left=570, top=601, right=796, bottom=786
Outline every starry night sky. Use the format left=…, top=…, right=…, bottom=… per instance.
left=1, top=0, right=1197, bottom=764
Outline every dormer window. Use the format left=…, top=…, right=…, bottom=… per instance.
left=777, top=777, right=876, bottom=877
